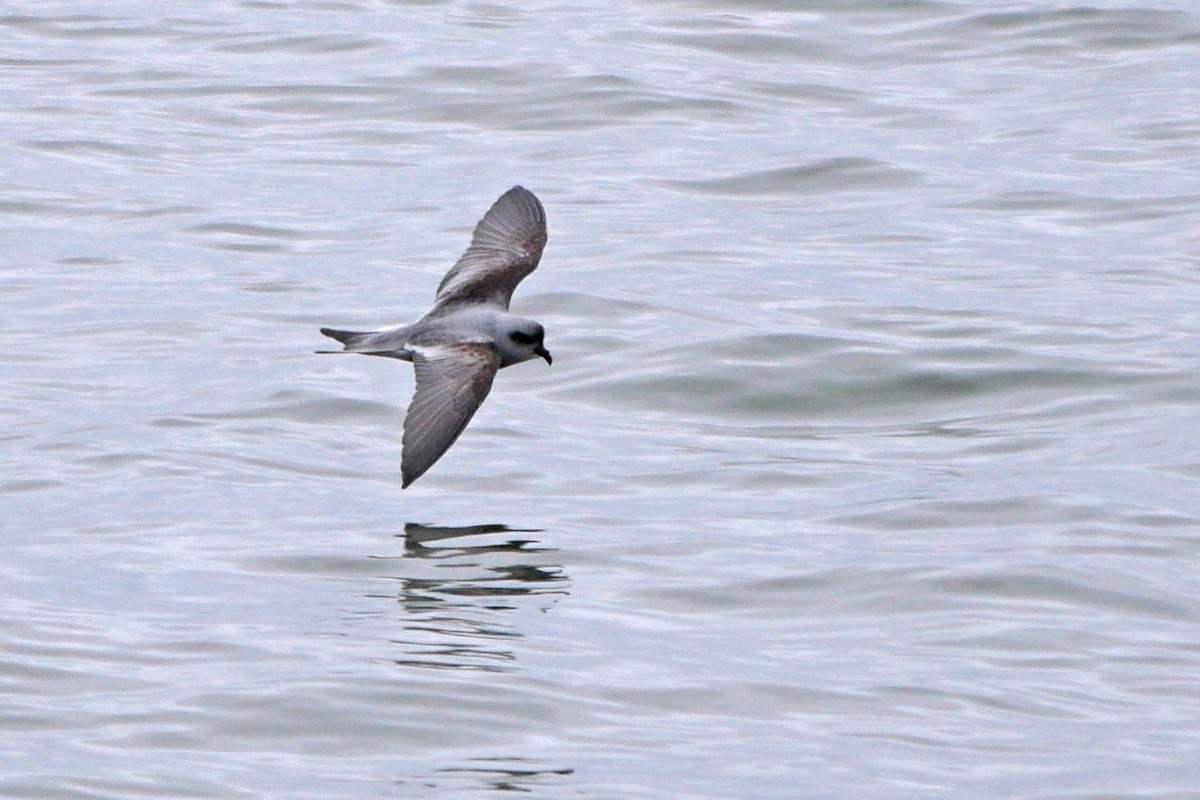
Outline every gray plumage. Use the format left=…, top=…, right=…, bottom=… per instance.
left=319, top=186, right=552, bottom=488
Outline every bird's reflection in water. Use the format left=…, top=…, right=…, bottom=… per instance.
left=431, top=758, right=574, bottom=793
left=370, top=522, right=568, bottom=673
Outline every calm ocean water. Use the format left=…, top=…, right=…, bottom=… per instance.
left=3, top=1, right=1199, bottom=798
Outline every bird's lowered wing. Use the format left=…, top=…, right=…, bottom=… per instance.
left=401, top=342, right=500, bottom=487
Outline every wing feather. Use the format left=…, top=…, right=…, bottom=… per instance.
left=433, top=186, right=547, bottom=311
left=401, top=342, right=500, bottom=487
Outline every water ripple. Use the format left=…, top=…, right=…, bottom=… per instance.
left=665, top=157, right=921, bottom=196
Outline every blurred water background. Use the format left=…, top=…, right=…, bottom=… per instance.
left=3, top=1, right=1200, bottom=797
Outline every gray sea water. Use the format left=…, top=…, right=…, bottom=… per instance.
left=3, top=1, right=1200, bottom=798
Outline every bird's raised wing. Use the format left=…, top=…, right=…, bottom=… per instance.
left=401, top=342, right=500, bottom=487
left=433, top=186, right=547, bottom=311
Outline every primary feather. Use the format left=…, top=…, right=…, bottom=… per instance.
left=433, top=186, right=547, bottom=312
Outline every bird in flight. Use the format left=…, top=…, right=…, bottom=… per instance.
left=319, top=186, right=552, bottom=488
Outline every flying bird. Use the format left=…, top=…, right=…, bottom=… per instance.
left=319, top=186, right=552, bottom=487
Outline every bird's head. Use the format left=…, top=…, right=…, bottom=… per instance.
left=498, top=319, right=551, bottom=367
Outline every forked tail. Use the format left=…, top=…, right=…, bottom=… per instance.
left=317, top=326, right=412, bottom=359
left=319, top=327, right=373, bottom=349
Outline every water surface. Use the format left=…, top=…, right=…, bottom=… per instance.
left=3, top=1, right=1200, bottom=798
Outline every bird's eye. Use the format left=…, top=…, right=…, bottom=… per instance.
left=510, top=330, right=538, bottom=345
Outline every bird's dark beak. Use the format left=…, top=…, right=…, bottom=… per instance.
left=536, top=345, right=552, bottom=366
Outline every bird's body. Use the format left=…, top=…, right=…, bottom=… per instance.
left=319, top=186, right=552, bottom=488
